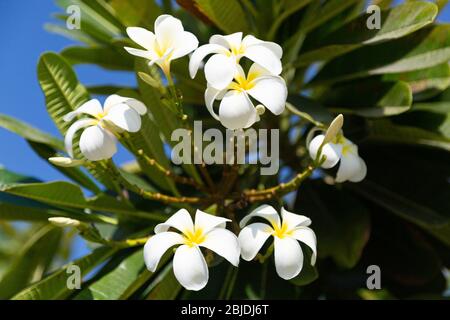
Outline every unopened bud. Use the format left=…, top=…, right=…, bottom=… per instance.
left=323, top=114, right=344, bottom=144
left=255, top=104, right=265, bottom=115
left=49, top=217, right=81, bottom=228
left=49, top=157, right=84, bottom=167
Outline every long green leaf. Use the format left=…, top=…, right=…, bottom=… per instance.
left=0, top=225, right=62, bottom=299
left=309, top=25, right=450, bottom=86
left=297, top=1, right=437, bottom=66
left=75, top=249, right=145, bottom=300
left=61, top=46, right=134, bottom=70
left=12, top=247, right=116, bottom=300
left=193, top=0, right=249, bottom=33
left=319, top=80, right=412, bottom=117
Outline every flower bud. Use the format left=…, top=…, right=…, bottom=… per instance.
left=48, top=157, right=85, bottom=167
left=323, top=114, right=344, bottom=144
left=49, top=217, right=81, bottom=227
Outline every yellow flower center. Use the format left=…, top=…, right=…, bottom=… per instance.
left=183, top=228, right=206, bottom=247
left=229, top=73, right=256, bottom=91
left=230, top=44, right=245, bottom=56
left=272, top=222, right=293, bottom=239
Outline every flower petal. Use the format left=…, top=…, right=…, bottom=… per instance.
left=308, top=134, right=342, bottom=169
left=204, top=87, right=224, bottom=121
left=154, top=14, right=184, bottom=50
left=204, top=53, right=237, bottom=90
left=274, top=236, right=304, bottom=280
left=335, top=152, right=363, bottom=183
left=291, top=227, right=317, bottom=265
left=281, top=207, right=311, bottom=229
left=239, top=204, right=281, bottom=228
left=210, top=32, right=243, bottom=50
left=124, top=47, right=154, bottom=60
left=194, top=210, right=230, bottom=234
left=173, top=245, right=209, bottom=291
left=63, top=99, right=103, bottom=122
left=242, top=35, right=283, bottom=59
left=126, top=27, right=155, bottom=51
left=154, top=208, right=194, bottom=234
left=243, top=45, right=282, bottom=75
left=247, top=76, right=287, bottom=115
left=103, top=104, right=142, bottom=133
left=171, top=31, right=199, bottom=60
left=189, top=44, right=228, bottom=78
left=349, top=157, right=367, bottom=183
left=104, top=95, right=147, bottom=116
left=79, top=125, right=117, bottom=161
left=238, top=222, right=273, bottom=261
left=200, top=229, right=240, bottom=266
left=143, top=231, right=184, bottom=272
left=218, top=90, right=257, bottom=129
left=64, top=119, right=97, bottom=158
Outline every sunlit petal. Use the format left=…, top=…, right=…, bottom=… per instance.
left=308, top=134, right=342, bottom=169
left=189, top=44, right=228, bottom=78
left=247, top=76, right=287, bottom=115
left=173, top=245, right=209, bottom=291
left=204, top=54, right=236, bottom=90
left=238, top=222, right=273, bottom=261
left=79, top=125, right=117, bottom=161
left=281, top=207, right=311, bottom=229
left=194, top=210, right=230, bottom=234
left=64, top=119, right=97, bottom=158
left=63, top=99, right=103, bottom=122
left=239, top=204, right=281, bottom=228
left=143, top=232, right=184, bottom=272
left=103, top=104, right=142, bottom=133
left=274, top=236, right=304, bottom=280
left=218, top=90, right=257, bottom=129
left=154, top=208, right=194, bottom=234
left=291, top=227, right=317, bottom=265
left=200, top=229, right=240, bottom=266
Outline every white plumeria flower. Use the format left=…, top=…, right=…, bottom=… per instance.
left=189, top=32, right=283, bottom=90
left=64, top=95, right=147, bottom=161
left=205, top=63, right=287, bottom=129
left=143, top=209, right=240, bottom=291
left=308, top=133, right=367, bottom=183
left=124, top=14, right=198, bottom=75
left=238, top=205, right=317, bottom=280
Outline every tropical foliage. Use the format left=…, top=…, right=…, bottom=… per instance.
left=0, top=0, right=449, bottom=299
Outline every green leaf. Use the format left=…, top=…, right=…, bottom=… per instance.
left=382, top=63, right=450, bottom=94
left=348, top=146, right=450, bottom=246
left=297, top=1, right=438, bottom=66
left=296, top=183, right=371, bottom=269
left=109, top=0, right=161, bottom=28
left=61, top=46, right=134, bottom=70
left=37, top=52, right=115, bottom=189
left=319, top=80, right=412, bottom=117
left=267, top=0, right=312, bottom=39
left=301, top=0, right=361, bottom=34
left=367, top=119, right=450, bottom=151
left=12, top=247, right=116, bottom=300
left=75, top=249, right=145, bottom=299
left=146, top=262, right=182, bottom=299
left=0, top=181, right=164, bottom=221
left=0, top=225, right=62, bottom=299
left=0, top=201, right=113, bottom=224
left=309, top=25, right=450, bottom=86
left=0, top=114, right=63, bottom=150
left=193, top=0, right=249, bottom=33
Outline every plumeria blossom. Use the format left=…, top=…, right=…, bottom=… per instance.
left=143, top=209, right=240, bottom=291
left=190, top=32, right=283, bottom=90
left=124, top=14, right=198, bottom=75
left=205, top=63, right=287, bottom=129
left=64, top=95, right=147, bottom=161
left=238, top=205, right=317, bottom=280
left=308, top=133, right=367, bottom=183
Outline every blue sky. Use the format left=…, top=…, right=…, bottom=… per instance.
left=0, top=1, right=450, bottom=182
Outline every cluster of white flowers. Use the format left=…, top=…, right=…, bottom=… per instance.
left=144, top=205, right=316, bottom=291
left=53, top=14, right=370, bottom=291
